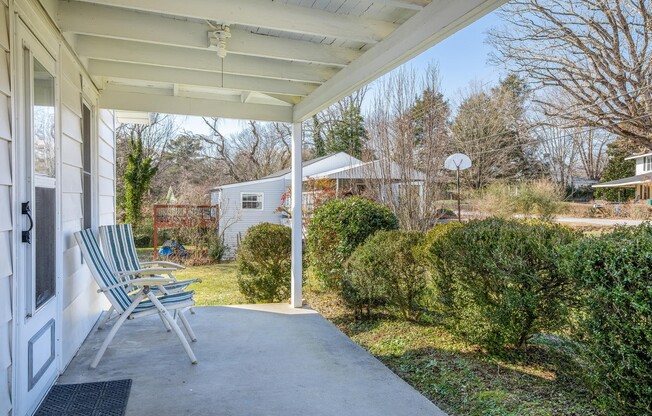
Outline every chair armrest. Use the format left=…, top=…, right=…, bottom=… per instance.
left=118, top=268, right=177, bottom=276
left=126, top=277, right=176, bottom=287
left=140, top=261, right=186, bottom=270
left=97, top=277, right=175, bottom=293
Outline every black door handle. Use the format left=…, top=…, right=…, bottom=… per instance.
left=22, top=202, right=33, bottom=244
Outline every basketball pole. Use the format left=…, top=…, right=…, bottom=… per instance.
left=456, top=166, right=461, bottom=222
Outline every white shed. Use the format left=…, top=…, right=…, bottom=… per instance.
left=212, top=152, right=362, bottom=256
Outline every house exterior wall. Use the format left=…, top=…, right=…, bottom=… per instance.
left=0, top=0, right=115, bottom=413
left=59, top=46, right=113, bottom=367
left=214, top=179, right=288, bottom=257
left=0, top=0, right=13, bottom=413
left=632, top=156, right=652, bottom=175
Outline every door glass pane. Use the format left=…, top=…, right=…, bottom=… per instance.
left=33, top=59, right=55, bottom=178
left=35, top=186, right=56, bottom=309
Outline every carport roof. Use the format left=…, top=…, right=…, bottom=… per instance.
left=54, top=0, right=506, bottom=122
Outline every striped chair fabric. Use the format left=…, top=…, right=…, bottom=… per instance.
left=98, top=223, right=141, bottom=275
left=99, top=223, right=198, bottom=295
left=75, top=229, right=194, bottom=316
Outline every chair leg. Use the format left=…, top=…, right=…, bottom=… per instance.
left=147, top=293, right=197, bottom=364
left=178, top=310, right=197, bottom=342
left=91, top=294, right=144, bottom=369
left=158, top=312, right=172, bottom=332
left=97, top=306, right=115, bottom=330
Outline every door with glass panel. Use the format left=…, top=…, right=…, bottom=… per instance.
left=15, top=21, right=60, bottom=416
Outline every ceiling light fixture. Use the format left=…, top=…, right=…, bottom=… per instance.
left=208, top=24, right=231, bottom=59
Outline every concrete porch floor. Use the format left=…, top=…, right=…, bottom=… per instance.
left=59, top=304, right=446, bottom=416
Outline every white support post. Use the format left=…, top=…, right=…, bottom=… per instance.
left=290, top=122, right=303, bottom=308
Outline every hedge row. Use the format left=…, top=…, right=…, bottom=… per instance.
left=305, top=198, right=651, bottom=414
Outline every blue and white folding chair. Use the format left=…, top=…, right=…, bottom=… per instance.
left=75, top=229, right=198, bottom=369
left=98, top=223, right=201, bottom=328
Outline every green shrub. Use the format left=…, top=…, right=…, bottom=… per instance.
left=307, top=197, right=398, bottom=288
left=344, top=230, right=427, bottom=320
left=425, top=218, right=578, bottom=351
left=208, top=232, right=228, bottom=263
left=561, top=225, right=652, bottom=414
left=419, top=222, right=463, bottom=314
left=237, top=223, right=292, bottom=303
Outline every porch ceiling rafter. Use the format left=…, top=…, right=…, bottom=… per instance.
left=99, top=88, right=294, bottom=122
left=68, top=0, right=398, bottom=44
left=57, top=1, right=363, bottom=67
left=87, top=60, right=316, bottom=98
left=74, top=36, right=338, bottom=84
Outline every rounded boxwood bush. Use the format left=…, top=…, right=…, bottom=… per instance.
left=307, top=197, right=398, bottom=289
left=425, top=218, right=578, bottom=351
left=561, top=225, right=652, bottom=414
left=237, top=223, right=292, bottom=303
left=344, top=230, right=427, bottom=320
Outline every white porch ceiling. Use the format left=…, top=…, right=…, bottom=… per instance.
left=54, top=0, right=506, bottom=122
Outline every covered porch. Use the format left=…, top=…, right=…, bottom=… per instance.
left=59, top=305, right=444, bottom=415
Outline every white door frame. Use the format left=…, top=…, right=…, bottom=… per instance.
left=12, top=17, right=62, bottom=416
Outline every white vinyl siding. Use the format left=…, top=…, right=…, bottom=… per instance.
left=97, top=109, right=115, bottom=226
left=59, top=46, right=113, bottom=367
left=215, top=179, right=288, bottom=258
left=0, top=1, right=11, bottom=413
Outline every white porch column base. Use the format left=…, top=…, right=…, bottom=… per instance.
left=290, top=122, right=303, bottom=308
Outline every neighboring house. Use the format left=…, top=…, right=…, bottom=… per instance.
left=593, top=152, right=652, bottom=200
left=211, top=152, right=425, bottom=257
left=211, top=152, right=360, bottom=257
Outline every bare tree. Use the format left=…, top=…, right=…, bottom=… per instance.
left=490, top=0, right=652, bottom=147
left=365, top=65, right=451, bottom=231
left=200, top=118, right=291, bottom=182
left=532, top=115, right=578, bottom=189
left=451, top=78, right=536, bottom=189
left=572, top=127, right=612, bottom=180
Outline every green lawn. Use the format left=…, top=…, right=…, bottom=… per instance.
left=135, top=248, right=245, bottom=306
left=175, top=263, right=246, bottom=306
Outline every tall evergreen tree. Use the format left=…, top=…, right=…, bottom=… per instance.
left=312, top=115, right=327, bottom=157
left=594, top=139, right=640, bottom=202
left=325, top=101, right=367, bottom=159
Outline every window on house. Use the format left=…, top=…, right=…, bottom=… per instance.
left=242, top=193, right=263, bottom=210
left=82, top=103, right=93, bottom=229
left=645, top=156, right=652, bottom=172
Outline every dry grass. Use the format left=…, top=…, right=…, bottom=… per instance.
left=305, top=287, right=601, bottom=416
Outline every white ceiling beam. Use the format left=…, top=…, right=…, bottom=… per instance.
left=74, top=35, right=337, bottom=84
left=293, top=0, right=507, bottom=121
left=71, top=0, right=397, bottom=43
left=57, top=1, right=362, bottom=67
left=87, top=60, right=316, bottom=97
left=99, top=89, right=293, bottom=122
left=365, top=0, right=430, bottom=11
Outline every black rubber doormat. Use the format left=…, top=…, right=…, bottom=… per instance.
left=35, top=379, right=132, bottom=416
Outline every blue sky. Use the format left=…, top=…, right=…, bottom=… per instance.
left=182, top=9, right=505, bottom=136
